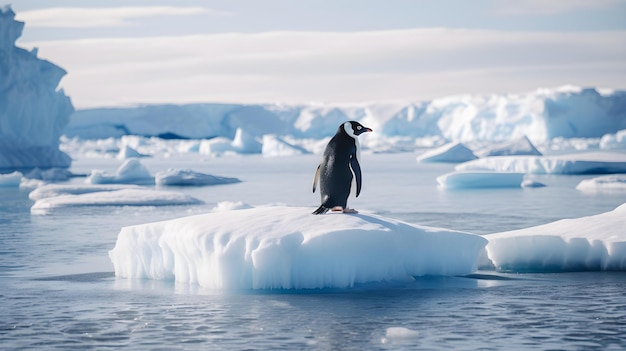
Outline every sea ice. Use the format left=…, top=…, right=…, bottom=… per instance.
left=108, top=206, right=488, bottom=289
left=155, top=169, right=240, bottom=186
left=262, top=135, right=310, bottom=157
left=478, top=135, right=542, bottom=157
left=29, top=183, right=141, bottom=201
left=456, top=152, right=626, bottom=174
left=485, top=203, right=626, bottom=272
left=31, top=188, right=202, bottom=214
left=436, top=171, right=525, bottom=189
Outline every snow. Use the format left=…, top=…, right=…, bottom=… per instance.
left=108, top=206, right=488, bottom=290
left=31, top=188, right=202, bottom=214
left=485, top=203, right=626, bottom=272
left=155, top=169, right=240, bottom=186
left=436, top=171, right=525, bottom=189
left=262, top=135, right=310, bottom=157
left=0, top=7, right=74, bottom=170
left=0, top=171, right=22, bottom=187
left=576, top=175, right=626, bottom=192
left=416, top=142, right=477, bottom=163
left=456, top=152, right=626, bottom=174
left=600, top=129, right=626, bottom=150
left=28, top=183, right=141, bottom=201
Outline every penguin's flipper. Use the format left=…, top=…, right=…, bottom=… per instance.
left=312, top=205, right=330, bottom=215
left=349, top=156, right=362, bottom=197
left=312, top=164, right=321, bottom=193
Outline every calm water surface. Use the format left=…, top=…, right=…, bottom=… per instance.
left=1, top=153, right=625, bottom=350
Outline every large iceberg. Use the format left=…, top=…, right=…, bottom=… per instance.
left=66, top=86, right=626, bottom=146
left=109, top=206, right=488, bottom=290
left=485, top=203, right=626, bottom=272
left=0, top=6, right=74, bottom=170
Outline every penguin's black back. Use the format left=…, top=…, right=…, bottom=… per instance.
left=317, top=125, right=357, bottom=209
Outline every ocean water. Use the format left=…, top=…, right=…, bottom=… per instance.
left=2, top=153, right=626, bottom=350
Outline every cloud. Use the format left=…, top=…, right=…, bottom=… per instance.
left=15, top=6, right=231, bottom=28
left=21, top=28, right=626, bottom=108
left=489, top=0, right=625, bottom=16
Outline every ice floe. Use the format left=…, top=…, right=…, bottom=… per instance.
left=416, top=142, right=477, bottom=163
left=437, top=171, right=525, bottom=189
left=155, top=169, right=240, bottom=186
left=576, top=174, right=626, bottom=192
left=109, top=206, right=488, bottom=289
left=485, top=203, right=626, bottom=272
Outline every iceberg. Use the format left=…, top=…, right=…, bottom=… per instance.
left=576, top=174, right=626, bottom=192
left=86, top=158, right=154, bottom=185
left=436, top=171, right=525, bottom=189
left=29, top=183, right=141, bottom=201
left=108, top=206, right=488, bottom=290
left=485, top=203, right=626, bottom=272
left=262, top=135, right=310, bottom=157
left=456, top=152, right=626, bottom=174
left=416, top=142, right=477, bottom=163
left=478, top=135, right=542, bottom=157
left=0, top=171, right=22, bottom=187
left=67, top=87, right=626, bottom=146
left=0, top=7, right=74, bottom=170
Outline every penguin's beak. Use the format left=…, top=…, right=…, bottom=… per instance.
left=364, top=127, right=373, bottom=133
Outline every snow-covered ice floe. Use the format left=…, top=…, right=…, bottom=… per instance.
left=29, top=183, right=141, bottom=200
left=31, top=188, right=202, bottom=214
left=485, top=203, right=626, bottom=272
left=436, top=171, right=525, bottom=189
left=576, top=174, right=626, bottom=192
left=456, top=152, right=626, bottom=174
left=87, top=158, right=154, bottom=185
left=109, top=206, right=487, bottom=290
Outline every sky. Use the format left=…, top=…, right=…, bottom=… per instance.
left=7, top=0, right=626, bottom=109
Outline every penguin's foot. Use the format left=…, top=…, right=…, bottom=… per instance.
left=331, top=206, right=344, bottom=212
left=342, top=208, right=358, bottom=214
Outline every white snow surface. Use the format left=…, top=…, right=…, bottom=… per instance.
left=456, top=152, right=626, bottom=174
left=437, top=171, right=525, bottom=189
left=485, top=203, right=626, bottom=272
left=416, top=142, right=477, bottom=163
left=0, top=7, right=74, bottom=170
left=28, top=183, right=141, bottom=201
left=108, top=206, right=488, bottom=290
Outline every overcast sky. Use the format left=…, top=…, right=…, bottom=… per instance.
left=9, top=0, right=626, bottom=108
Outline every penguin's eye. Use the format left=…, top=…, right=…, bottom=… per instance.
left=357, top=126, right=362, bottom=130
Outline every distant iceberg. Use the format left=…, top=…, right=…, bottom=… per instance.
left=109, top=206, right=488, bottom=289
left=0, top=7, right=74, bottom=170
left=456, top=152, right=626, bottom=174
left=67, top=87, right=626, bottom=147
left=155, top=169, right=240, bottom=186
left=486, top=203, right=626, bottom=272
left=437, top=171, right=524, bottom=189
left=576, top=174, right=626, bottom=192
left=416, top=142, right=477, bottom=163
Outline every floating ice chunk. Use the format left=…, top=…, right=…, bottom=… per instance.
left=0, top=171, right=22, bottom=187
left=108, top=206, right=487, bottom=289
left=31, top=188, right=202, bottom=214
left=479, top=135, right=542, bottom=157
left=87, top=158, right=154, bottom=185
left=576, top=174, right=626, bottom=192
left=199, top=137, right=235, bottom=155
left=211, top=201, right=253, bottom=212
left=155, top=169, right=240, bottom=186
left=29, top=183, right=141, bottom=200
left=262, top=135, right=310, bottom=157
left=456, top=152, right=626, bottom=174
left=521, top=179, right=546, bottom=188
left=437, top=171, right=524, bottom=189
left=416, top=142, right=477, bottom=163
left=385, top=327, right=420, bottom=339
left=485, top=203, right=626, bottom=272
left=232, top=128, right=262, bottom=154
left=600, top=129, right=626, bottom=150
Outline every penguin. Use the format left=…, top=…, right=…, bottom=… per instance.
left=312, top=121, right=373, bottom=215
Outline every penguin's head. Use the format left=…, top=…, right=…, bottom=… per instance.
left=343, top=121, right=373, bottom=138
